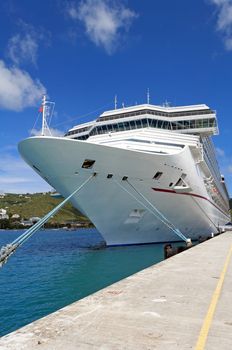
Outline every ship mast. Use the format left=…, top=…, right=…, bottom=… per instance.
left=41, top=95, right=55, bottom=136
left=41, top=95, right=47, bottom=136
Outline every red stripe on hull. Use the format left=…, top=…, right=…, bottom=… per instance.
left=151, top=187, right=229, bottom=217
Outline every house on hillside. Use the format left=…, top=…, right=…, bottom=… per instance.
left=0, top=208, right=9, bottom=220
left=29, top=217, right=41, bottom=223
left=21, top=220, right=33, bottom=227
left=12, top=214, right=20, bottom=219
left=20, top=217, right=41, bottom=227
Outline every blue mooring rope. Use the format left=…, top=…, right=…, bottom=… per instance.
left=0, top=174, right=94, bottom=268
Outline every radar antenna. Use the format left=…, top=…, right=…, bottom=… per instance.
left=147, top=88, right=150, bottom=104
left=163, top=100, right=171, bottom=107
left=114, top=95, right=117, bottom=109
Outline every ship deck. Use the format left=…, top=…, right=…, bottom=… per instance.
left=1, top=232, right=232, bottom=349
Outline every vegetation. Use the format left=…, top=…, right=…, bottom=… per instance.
left=0, top=192, right=92, bottom=229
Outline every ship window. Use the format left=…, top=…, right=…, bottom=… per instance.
left=163, top=121, right=169, bottom=129
left=98, top=126, right=103, bottom=134
left=157, top=120, right=163, bottom=128
left=141, top=118, right=148, bottom=127
left=113, top=124, right=119, bottom=132
left=150, top=119, right=158, bottom=128
left=107, top=124, right=113, bottom=132
left=209, top=118, right=216, bottom=127
left=118, top=122, right=125, bottom=131
left=190, top=120, right=196, bottom=128
left=177, top=121, right=183, bottom=129
left=196, top=119, right=203, bottom=128
left=130, top=120, right=136, bottom=129
left=171, top=122, right=177, bottom=130
left=135, top=120, right=142, bottom=128
left=124, top=121, right=130, bottom=130
left=82, top=159, right=95, bottom=169
left=153, top=171, right=163, bottom=180
left=183, top=120, right=189, bottom=128
left=169, top=182, right=173, bottom=187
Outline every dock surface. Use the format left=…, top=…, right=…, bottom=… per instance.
left=1, top=232, right=232, bottom=350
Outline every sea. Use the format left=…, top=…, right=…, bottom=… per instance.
left=0, top=228, right=173, bottom=337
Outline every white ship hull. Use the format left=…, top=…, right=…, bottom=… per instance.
left=18, top=135, right=230, bottom=246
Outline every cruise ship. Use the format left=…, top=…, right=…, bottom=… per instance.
left=18, top=97, right=230, bottom=246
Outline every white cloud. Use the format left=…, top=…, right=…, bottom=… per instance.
left=67, top=3, right=79, bottom=19
left=7, top=33, right=38, bottom=66
left=67, top=0, right=137, bottom=54
left=0, top=150, right=51, bottom=194
left=30, top=127, right=64, bottom=137
left=209, top=0, right=232, bottom=50
left=0, top=60, right=46, bottom=111
left=6, top=22, right=50, bottom=66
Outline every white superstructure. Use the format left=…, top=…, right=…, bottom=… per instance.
left=18, top=101, right=230, bottom=246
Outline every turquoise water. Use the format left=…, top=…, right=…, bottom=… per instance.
left=0, top=228, right=167, bottom=337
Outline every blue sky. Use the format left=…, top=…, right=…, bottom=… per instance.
left=0, top=0, right=232, bottom=195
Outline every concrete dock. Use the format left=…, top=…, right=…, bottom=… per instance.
left=1, top=232, right=232, bottom=350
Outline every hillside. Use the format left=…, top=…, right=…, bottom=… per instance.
left=0, top=193, right=91, bottom=225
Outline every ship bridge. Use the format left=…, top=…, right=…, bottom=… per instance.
left=65, top=103, right=218, bottom=140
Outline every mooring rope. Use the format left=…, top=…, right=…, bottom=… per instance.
left=114, top=179, right=190, bottom=243
left=0, top=174, right=95, bottom=268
